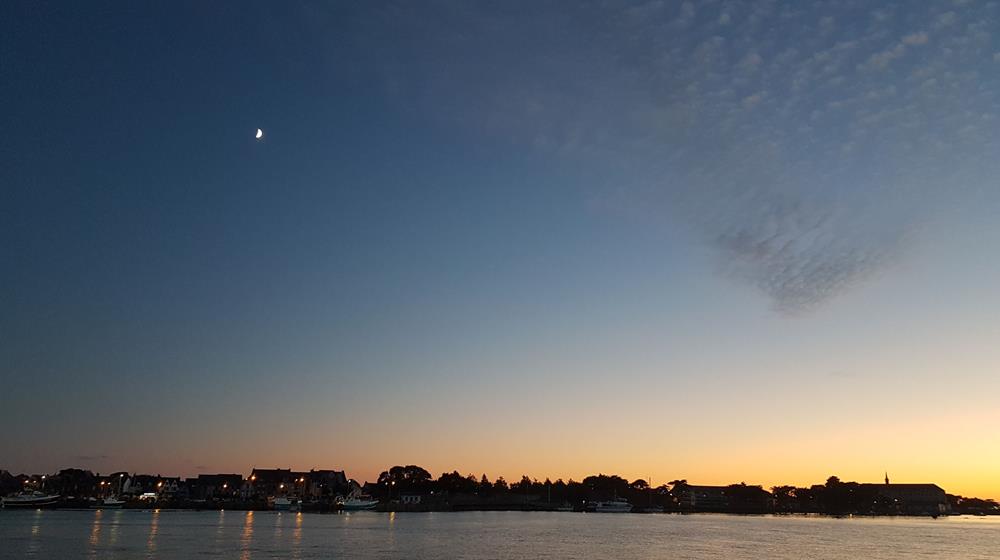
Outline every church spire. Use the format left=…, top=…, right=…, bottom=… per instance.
left=884, top=472, right=889, bottom=485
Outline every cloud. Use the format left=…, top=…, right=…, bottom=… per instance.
left=678, top=1, right=695, bottom=22
left=341, top=1, right=1000, bottom=313
left=740, top=52, right=764, bottom=69
left=670, top=136, right=911, bottom=313
left=75, top=454, right=110, bottom=462
left=865, top=43, right=907, bottom=69
left=935, top=11, right=958, bottom=28
left=711, top=193, right=902, bottom=313
left=742, top=92, right=764, bottom=108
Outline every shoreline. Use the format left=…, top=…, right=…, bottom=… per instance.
left=3, top=507, right=996, bottom=519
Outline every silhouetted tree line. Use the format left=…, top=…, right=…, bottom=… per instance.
left=371, top=467, right=1000, bottom=515
left=5, top=466, right=998, bottom=516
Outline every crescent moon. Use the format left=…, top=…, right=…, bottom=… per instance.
left=255, top=128, right=263, bottom=139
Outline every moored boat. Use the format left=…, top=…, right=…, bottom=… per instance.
left=2, top=491, right=61, bottom=508
left=90, top=496, right=126, bottom=509
left=341, top=496, right=379, bottom=511
left=269, top=496, right=301, bottom=511
left=591, top=498, right=632, bottom=513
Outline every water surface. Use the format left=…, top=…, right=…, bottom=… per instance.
left=1, top=510, right=997, bottom=559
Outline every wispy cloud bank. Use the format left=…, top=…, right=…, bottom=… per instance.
left=75, top=454, right=110, bottom=462
left=335, top=0, right=1000, bottom=312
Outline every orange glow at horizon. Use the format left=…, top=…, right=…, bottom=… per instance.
left=69, top=407, right=1000, bottom=501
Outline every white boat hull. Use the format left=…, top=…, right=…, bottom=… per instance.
left=342, top=500, right=379, bottom=511
left=91, top=499, right=126, bottom=509
left=2, top=494, right=60, bottom=508
left=592, top=500, right=633, bottom=513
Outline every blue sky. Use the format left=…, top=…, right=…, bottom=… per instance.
left=3, top=1, right=1000, bottom=496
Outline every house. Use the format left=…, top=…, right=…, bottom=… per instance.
left=304, top=469, right=349, bottom=501
left=675, top=485, right=727, bottom=510
left=861, top=482, right=950, bottom=516
left=157, top=477, right=182, bottom=497
left=122, top=474, right=161, bottom=497
left=243, top=468, right=350, bottom=502
left=244, top=468, right=309, bottom=500
left=400, top=494, right=422, bottom=505
left=94, top=472, right=129, bottom=497
left=674, top=484, right=772, bottom=513
left=186, top=474, right=243, bottom=501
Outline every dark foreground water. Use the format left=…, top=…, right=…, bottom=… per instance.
left=1, top=509, right=998, bottom=559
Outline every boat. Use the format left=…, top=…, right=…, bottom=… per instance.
left=270, top=496, right=301, bottom=511
left=90, top=496, right=126, bottom=509
left=340, top=496, right=379, bottom=511
left=591, top=498, right=633, bottom=513
left=2, top=491, right=61, bottom=508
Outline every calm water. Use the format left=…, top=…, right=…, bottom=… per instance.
left=1, top=509, right=998, bottom=559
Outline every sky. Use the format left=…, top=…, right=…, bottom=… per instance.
left=2, top=1, right=999, bottom=499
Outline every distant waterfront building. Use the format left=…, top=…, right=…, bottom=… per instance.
left=861, top=480, right=950, bottom=516
left=157, top=477, right=182, bottom=497
left=400, top=494, right=422, bottom=505
left=675, top=485, right=727, bottom=510
left=244, top=468, right=308, bottom=500
left=304, top=469, right=349, bottom=501
left=674, top=484, right=772, bottom=513
left=186, top=474, right=243, bottom=501
left=122, top=474, right=161, bottom=497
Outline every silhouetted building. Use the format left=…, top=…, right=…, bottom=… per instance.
left=244, top=468, right=309, bottom=500
left=675, top=484, right=772, bottom=513
left=157, top=477, right=182, bottom=497
left=122, top=474, right=161, bottom=497
left=676, top=485, right=727, bottom=510
left=186, top=474, right=243, bottom=501
left=305, top=469, right=349, bottom=501
left=861, top=482, right=950, bottom=516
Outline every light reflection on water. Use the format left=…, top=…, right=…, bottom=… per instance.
left=108, top=510, right=122, bottom=547
left=26, top=509, right=42, bottom=557
left=87, top=509, right=102, bottom=553
left=292, top=512, right=303, bottom=560
left=3, top=510, right=1000, bottom=559
left=239, top=510, right=254, bottom=560
left=146, top=509, right=159, bottom=554
left=212, top=510, right=225, bottom=551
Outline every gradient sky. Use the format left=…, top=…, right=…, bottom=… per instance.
left=3, top=1, right=999, bottom=499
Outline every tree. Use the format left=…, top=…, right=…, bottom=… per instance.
left=771, top=485, right=797, bottom=512
left=438, top=471, right=476, bottom=494
left=377, top=465, right=433, bottom=491
left=511, top=475, right=533, bottom=492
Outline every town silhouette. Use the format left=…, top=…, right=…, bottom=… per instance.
left=4, top=466, right=997, bottom=517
